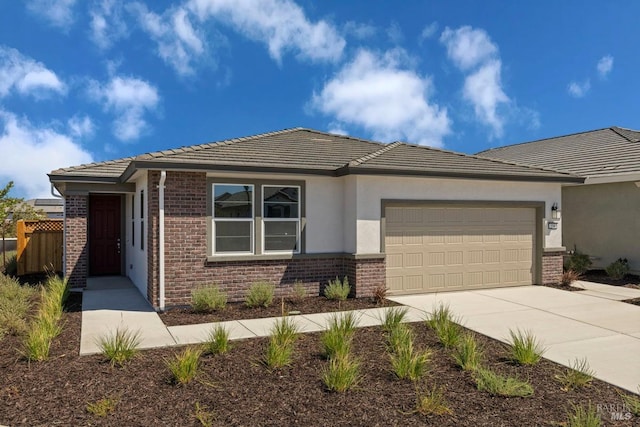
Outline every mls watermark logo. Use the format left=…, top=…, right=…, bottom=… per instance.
left=597, top=403, right=632, bottom=421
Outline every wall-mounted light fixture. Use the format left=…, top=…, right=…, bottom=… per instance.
left=551, top=202, right=559, bottom=220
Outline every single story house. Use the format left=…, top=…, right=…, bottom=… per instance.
left=478, top=126, right=640, bottom=274
left=49, top=128, right=581, bottom=310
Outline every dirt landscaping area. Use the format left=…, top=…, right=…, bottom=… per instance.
left=159, top=296, right=396, bottom=326
left=1, top=292, right=638, bottom=426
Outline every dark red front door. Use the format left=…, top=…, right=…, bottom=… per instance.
left=89, top=195, right=122, bottom=275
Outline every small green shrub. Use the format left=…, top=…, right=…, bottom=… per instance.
left=245, top=281, right=275, bottom=308
left=555, top=358, right=595, bottom=391
left=566, top=402, right=602, bottom=427
left=382, top=306, right=408, bottom=332
left=0, top=298, right=30, bottom=335
left=426, top=303, right=456, bottom=330
left=167, top=346, right=202, bottom=385
left=508, top=329, right=545, bottom=365
left=191, top=285, right=227, bottom=312
left=203, top=325, right=231, bottom=355
left=322, top=354, right=361, bottom=392
left=97, top=327, right=141, bottom=366
left=2, top=252, right=17, bottom=276
left=194, top=402, right=215, bottom=427
left=435, top=319, right=463, bottom=350
left=86, top=396, right=118, bottom=417
left=390, top=336, right=431, bottom=381
left=386, top=323, right=412, bottom=354
left=565, top=250, right=592, bottom=275
left=264, top=317, right=299, bottom=369
left=620, top=388, right=640, bottom=416
left=606, top=258, right=630, bottom=280
left=474, top=368, right=534, bottom=397
left=426, top=303, right=463, bottom=349
left=289, top=280, right=307, bottom=303
left=321, top=312, right=357, bottom=359
left=326, top=311, right=358, bottom=336
left=324, top=276, right=351, bottom=301
left=453, top=333, right=484, bottom=371
left=22, top=320, right=55, bottom=361
left=415, top=386, right=452, bottom=416
left=45, top=275, right=69, bottom=308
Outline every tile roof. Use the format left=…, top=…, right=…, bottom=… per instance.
left=477, top=127, right=640, bottom=178
left=49, top=127, right=579, bottom=183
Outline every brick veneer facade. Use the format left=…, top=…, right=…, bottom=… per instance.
left=145, top=170, right=385, bottom=308
left=64, top=195, right=88, bottom=288
left=541, top=250, right=564, bottom=285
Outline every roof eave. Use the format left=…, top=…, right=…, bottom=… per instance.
left=336, top=166, right=584, bottom=183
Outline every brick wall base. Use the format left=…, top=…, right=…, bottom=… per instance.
left=542, top=251, right=564, bottom=285
left=163, top=256, right=385, bottom=308
left=64, top=195, right=88, bottom=288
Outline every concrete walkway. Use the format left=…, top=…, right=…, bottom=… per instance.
left=389, top=283, right=640, bottom=394
left=80, top=276, right=424, bottom=355
left=81, top=277, right=175, bottom=354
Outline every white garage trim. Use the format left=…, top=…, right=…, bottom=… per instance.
left=381, top=200, right=544, bottom=294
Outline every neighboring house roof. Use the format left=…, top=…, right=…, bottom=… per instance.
left=477, top=126, right=640, bottom=180
left=49, top=128, right=581, bottom=185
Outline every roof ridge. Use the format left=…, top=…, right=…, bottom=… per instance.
left=348, top=141, right=403, bottom=166
left=610, top=126, right=640, bottom=142
left=477, top=126, right=616, bottom=155
left=136, top=127, right=304, bottom=160
left=399, top=140, right=578, bottom=177
left=299, top=127, right=388, bottom=148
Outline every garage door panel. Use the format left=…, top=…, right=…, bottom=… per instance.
left=385, top=205, right=535, bottom=294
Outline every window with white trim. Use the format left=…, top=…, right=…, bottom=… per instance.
left=262, top=185, right=300, bottom=253
left=212, top=184, right=254, bottom=254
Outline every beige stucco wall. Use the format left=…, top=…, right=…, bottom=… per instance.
left=563, top=181, right=640, bottom=272
left=354, top=175, right=564, bottom=254
left=126, top=173, right=148, bottom=295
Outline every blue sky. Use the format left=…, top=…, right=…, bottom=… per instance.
left=0, top=0, right=637, bottom=198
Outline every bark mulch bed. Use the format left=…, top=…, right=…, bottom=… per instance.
left=542, top=283, right=585, bottom=292
left=159, top=296, right=397, bottom=326
left=1, top=294, right=638, bottom=426
left=582, top=270, right=640, bottom=287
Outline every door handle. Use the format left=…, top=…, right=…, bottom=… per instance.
left=116, top=238, right=121, bottom=254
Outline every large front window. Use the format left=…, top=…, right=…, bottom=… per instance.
left=213, top=184, right=254, bottom=254
left=262, top=186, right=300, bottom=253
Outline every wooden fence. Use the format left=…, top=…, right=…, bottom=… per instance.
left=16, top=219, right=63, bottom=276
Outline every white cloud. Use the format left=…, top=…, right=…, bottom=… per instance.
left=463, top=60, right=509, bottom=138
left=90, top=0, right=128, bottom=49
left=67, top=114, right=95, bottom=138
left=567, top=79, right=591, bottom=98
left=440, top=26, right=512, bottom=138
left=0, top=110, right=93, bottom=198
left=88, top=76, right=160, bottom=141
left=0, top=46, right=66, bottom=99
left=26, top=0, right=77, bottom=29
left=343, top=21, right=376, bottom=40
left=597, top=55, right=614, bottom=78
left=419, top=22, right=439, bottom=41
left=312, top=49, right=451, bottom=147
left=188, top=0, right=345, bottom=63
left=386, top=21, right=404, bottom=44
left=440, top=26, right=498, bottom=70
left=129, top=3, right=206, bottom=76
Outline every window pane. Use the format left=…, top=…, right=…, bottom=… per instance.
left=215, top=221, right=252, bottom=252
left=264, top=221, right=298, bottom=251
left=264, top=187, right=299, bottom=218
left=214, top=185, right=253, bottom=218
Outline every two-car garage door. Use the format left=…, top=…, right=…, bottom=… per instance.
left=385, top=205, right=536, bottom=294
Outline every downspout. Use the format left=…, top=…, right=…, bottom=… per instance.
left=51, top=184, right=65, bottom=278
left=158, top=171, right=167, bottom=311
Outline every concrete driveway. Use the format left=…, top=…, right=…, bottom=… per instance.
left=389, top=283, right=640, bottom=394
